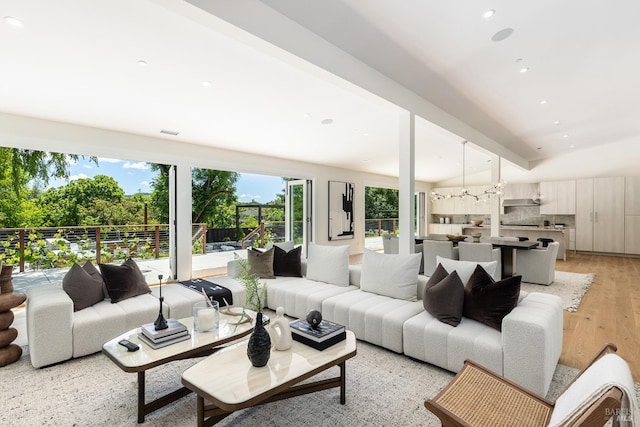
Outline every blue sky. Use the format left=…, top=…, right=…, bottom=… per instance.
left=46, top=157, right=285, bottom=203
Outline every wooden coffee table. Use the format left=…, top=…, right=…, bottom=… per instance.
left=181, top=330, right=357, bottom=427
left=103, top=311, right=254, bottom=423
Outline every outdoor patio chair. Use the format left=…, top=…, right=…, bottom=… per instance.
left=425, top=342, right=637, bottom=427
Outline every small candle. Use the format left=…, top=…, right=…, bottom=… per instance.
left=197, top=308, right=217, bottom=331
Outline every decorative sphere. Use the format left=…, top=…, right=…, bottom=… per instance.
left=306, top=310, right=323, bottom=328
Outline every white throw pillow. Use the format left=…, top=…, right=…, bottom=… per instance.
left=435, top=256, right=498, bottom=284
left=360, top=249, right=421, bottom=301
left=305, top=243, right=350, bottom=286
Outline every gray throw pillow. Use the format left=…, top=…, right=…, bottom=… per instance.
left=248, top=247, right=275, bottom=279
left=62, top=261, right=105, bottom=311
left=99, top=258, right=151, bottom=303
left=423, top=263, right=465, bottom=326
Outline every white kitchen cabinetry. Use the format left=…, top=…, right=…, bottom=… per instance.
left=428, top=224, right=463, bottom=235
left=624, top=177, right=640, bottom=254
left=539, top=180, right=576, bottom=214
left=575, top=177, right=625, bottom=253
left=430, top=188, right=458, bottom=214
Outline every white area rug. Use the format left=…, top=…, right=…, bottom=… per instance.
left=6, top=339, right=638, bottom=427
left=0, top=342, right=586, bottom=427
left=521, top=270, right=595, bottom=312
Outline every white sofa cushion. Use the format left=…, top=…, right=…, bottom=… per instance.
left=360, top=249, right=421, bottom=301
left=306, top=243, right=350, bottom=286
left=436, top=256, right=498, bottom=284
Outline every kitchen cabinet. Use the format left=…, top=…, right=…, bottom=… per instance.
left=428, top=223, right=463, bottom=235
left=539, top=180, right=576, bottom=214
left=625, top=177, right=640, bottom=215
left=575, top=177, right=625, bottom=253
left=430, top=187, right=458, bottom=214
left=625, top=216, right=640, bottom=254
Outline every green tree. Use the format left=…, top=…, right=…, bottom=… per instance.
left=1, top=147, right=97, bottom=195
left=38, top=175, right=128, bottom=225
left=149, top=165, right=239, bottom=226
left=365, top=187, right=399, bottom=219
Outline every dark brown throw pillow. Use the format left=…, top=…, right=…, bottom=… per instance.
left=99, top=258, right=151, bottom=303
left=273, top=245, right=302, bottom=277
left=463, top=264, right=521, bottom=331
left=423, top=263, right=464, bottom=326
left=63, top=261, right=105, bottom=311
left=248, top=247, right=275, bottom=279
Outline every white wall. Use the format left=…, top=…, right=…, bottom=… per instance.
left=0, top=112, right=431, bottom=256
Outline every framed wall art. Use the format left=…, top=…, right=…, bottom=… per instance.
left=328, top=181, right=354, bottom=240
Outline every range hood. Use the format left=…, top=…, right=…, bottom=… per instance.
left=502, top=198, right=540, bottom=207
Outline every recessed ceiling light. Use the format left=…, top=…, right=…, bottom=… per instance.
left=137, top=60, right=148, bottom=67
left=519, top=67, right=530, bottom=73
left=303, top=113, right=310, bottom=118
left=3, top=16, right=23, bottom=28
left=491, top=28, right=514, bottom=42
left=563, top=134, right=570, bottom=138
left=483, top=9, right=496, bottom=19
left=201, top=81, right=212, bottom=87
left=321, top=118, right=334, bottom=125
left=540, top=99, right=548, bottom=105
left=569, top=144, right=575, bottom=148
left=363, top=133, right=369, bottom=137
left=554, top=120, right=561, bottom=125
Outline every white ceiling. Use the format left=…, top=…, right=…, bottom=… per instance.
left=1, top=0, right=639, bottom=185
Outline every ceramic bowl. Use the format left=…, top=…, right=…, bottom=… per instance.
left=446, top=234, right=467, bottom=243
left=470, top=220, right=483, bottom=227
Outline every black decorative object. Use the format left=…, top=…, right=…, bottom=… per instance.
left=154, top=274, right=168, bottom=330
left=306, top=309, right=323, bottom=328
left=247, top=312, right=271, bottom=367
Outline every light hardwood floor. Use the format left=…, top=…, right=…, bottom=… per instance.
left=554, top=253, right=640, bottom=381
left=351, top=251, right=640, bottom=381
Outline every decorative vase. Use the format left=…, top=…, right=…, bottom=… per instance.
left=247, top=312, right=271, bottom=367
left=0, top=265, right=14, bottom=294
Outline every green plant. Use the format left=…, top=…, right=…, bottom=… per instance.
left=234, top=255, right=267, bottom=313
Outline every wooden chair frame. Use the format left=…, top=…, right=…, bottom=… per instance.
left=425, top=343, right=624, bottom=427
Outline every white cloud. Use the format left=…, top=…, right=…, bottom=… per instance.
left=140, top=181, right=150, bottom=188
left=69, top=173, right=89, bottom=181
left=123, top=161, right=149, bottom=170
left=82, top=164, right=93, bottom=169
left=98, top=157, right=122, bottom=163
left=240, top=193, right=262, bottom=200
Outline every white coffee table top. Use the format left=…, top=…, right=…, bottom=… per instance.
left=103, top=310, right=255, bottom=372
left=181, top=330, right=357, bottom=411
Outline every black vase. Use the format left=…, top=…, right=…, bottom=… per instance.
left=247, top=312, right=271, bottom=367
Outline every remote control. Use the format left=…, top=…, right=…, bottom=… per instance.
left=118, top=339, right=139, bottom=352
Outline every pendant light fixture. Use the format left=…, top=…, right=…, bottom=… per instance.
left=430, top=141, right=505, bottom=203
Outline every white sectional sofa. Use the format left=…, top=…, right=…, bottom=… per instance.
left=26, top=280, right=247, bottom=368
left=227, top=246, right=563, bottom=397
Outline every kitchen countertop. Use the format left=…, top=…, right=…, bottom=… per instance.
left=462, top=225, right=571, bottom=232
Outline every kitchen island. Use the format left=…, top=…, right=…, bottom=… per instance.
left=461, top=226, right=570, bottom=260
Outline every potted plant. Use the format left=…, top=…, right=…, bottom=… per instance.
left=234, top=256, right=271, bottom=367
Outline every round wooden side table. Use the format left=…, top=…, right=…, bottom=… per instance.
left=0, top=292, right=26, bottom=367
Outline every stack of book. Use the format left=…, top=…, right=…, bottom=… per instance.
left=138, top=319, right=189, bottom=349
left=289, top=318, right=346, bottom=351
